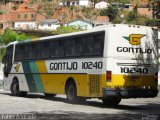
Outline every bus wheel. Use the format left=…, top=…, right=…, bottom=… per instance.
left=44, top=93, right=56, bottom=98
left=66, top=81, right=79, bottom=103
left=11, top=80, right=27, bottom=97
left=102, top=96, right=121, bottom=106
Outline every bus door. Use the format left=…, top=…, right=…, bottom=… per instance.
left=2, top=45, right=13, bottom=77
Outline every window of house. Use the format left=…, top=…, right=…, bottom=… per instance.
left=18, top=14, right=21, bottom=19
left=0, top=24, right=3, bottom=29
left=24, top=14, right=27, bottom=19
left=76, top=2, right=79, bottom=5
left=31, top=14, right=34, bottom=18
left=48, top=24, right=51, bottom=27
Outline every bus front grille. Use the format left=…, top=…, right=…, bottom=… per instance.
left=89, top=75, right=100, bottom=96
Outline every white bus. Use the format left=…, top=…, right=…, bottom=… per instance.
left=2, top=24, right=159, bottom=106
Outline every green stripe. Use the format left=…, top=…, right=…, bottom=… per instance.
left=22, top=61, right=37, bottom=92
left=29, top=61, right=44, bottom=92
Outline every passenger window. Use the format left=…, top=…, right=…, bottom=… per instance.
left=65, top=37, right=84, bottom=57
left=50, top=40, right=60, bottom=58
left=74, top=38, right=84, bottom=56
left=58, top=40, right=65, bottom=57
left=83, top=32, right=105, bottom=56
left=36, top=42, right=43, bottom=59
left=65, top=39, right=75, bottom=57
left=42, top=42, right=50, bottom=58
left=94, top=35, right=104, bottom=55
left=84, top=36, right=94, bottom=55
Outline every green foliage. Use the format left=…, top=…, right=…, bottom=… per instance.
left=30, top=0, right=37, bottom=4
left=0, top=10, right=4, bottom=15
left=0, top=29, right=29, bottom=45
left=126, top=7, right=138, bottom=22
left=145, top=19, right=160, bottom=26
left=53, top=26, right=81, bottom=34
left=0, top=29, right=17, bottom=44
left=0, top=47, right=5, bottom=62
left=148, top=0, right=160, bottom=19
left=16, top=33, right=29, bottom=42
left=125, top=7, right=149, bottom=25
left=100, top=6, right=118, bottom=21
left=108, top=0, right=130, bottom=4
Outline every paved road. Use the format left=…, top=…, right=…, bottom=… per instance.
left=0, top=90, right=160, bottom=120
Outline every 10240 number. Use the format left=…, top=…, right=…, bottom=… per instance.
left=120, top=67, right=148, bottom=74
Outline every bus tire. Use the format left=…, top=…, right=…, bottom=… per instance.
left=44, top=93, right=56, bottom=98
left=11, top=79, right=27, bottom=97
left=102, top=96, right=121, bottom=106
left=66, top=81, right=79, bottom=104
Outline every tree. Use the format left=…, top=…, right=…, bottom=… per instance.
left=0, top=10, right=4, bottom=15
left=53, top=26, right=81, bottom=34
left=0, top=29, right=29, bottom=45
left=100, top=6, right=118, bottom=21
left=126, top=8, right=138, bottom=22
left=148, top=0, right=160, bottom=19
left=145, top=19, right=160, bottom=26
left=39, top=0, right=58, bottom=17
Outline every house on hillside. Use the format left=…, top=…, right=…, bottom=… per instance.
left=38, top=19, right=61, bottom=30
left=95, top=1, right=110, bottom=9
left=67, top=19, right=93, bottom=30
left=94, top=16, right=109, bottom=26
left=59, top=0, right=90, bottom=7
left=111, top=3, right=134, bottom=11
left=137, top=7, right=153, bottom=18
left=0, top=14, right=12, bottom=30
left=12, top=3, right=46, bottom=29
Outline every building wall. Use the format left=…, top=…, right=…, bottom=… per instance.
left=38, top=24, right=60, bottom=30
left=59, top=0, right=89, bottom=6
left=12, top=11, right=36, bottom=21
left=95, top=2, right=109, bottom=9
left=137, top=8, right=152, bottom=18
left=14, top=21, right=36, bottom=29
left=79, top=0, right=89, bottom=6
left=68, top=20, right=93, bottom=30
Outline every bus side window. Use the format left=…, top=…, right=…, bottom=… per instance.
left=94, top=35, right=104, bottom=55
left=19, top=45, right=25, bottom=60
left=84, top=36, right=94, bottom=55
left=42, top=42, right=50, bottom=59
left=74, top=38, right=84, bottom=56
left=37, top=42, right=43, bottom=59
left=15, top=45, right=20, bottom=61
left=58, top=40, right=65, bottom=57
left=30, top=43, right=37, bottom=59
left=24, top=44, right=31, bottom=60
left=65, top=38, right=75, bottom=57
left=50, top=40, right=59, bottom=58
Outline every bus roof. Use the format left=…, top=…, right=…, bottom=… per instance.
left=7, top=24, right=154, bottom=46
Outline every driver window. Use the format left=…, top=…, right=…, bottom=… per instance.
left=6, top=45, right=13, bottom=66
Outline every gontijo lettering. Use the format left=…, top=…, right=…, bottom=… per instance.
left=49, top=61, right=103, bottom=70
left=117, top=47, right=152, bottom=54
left=50, top=62, right=78, bottom=70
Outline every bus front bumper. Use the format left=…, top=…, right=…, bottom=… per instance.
left=103, top=88, right=159, bottom=98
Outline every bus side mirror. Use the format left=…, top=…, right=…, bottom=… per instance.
left=2, top=55, right=6, bottom=64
